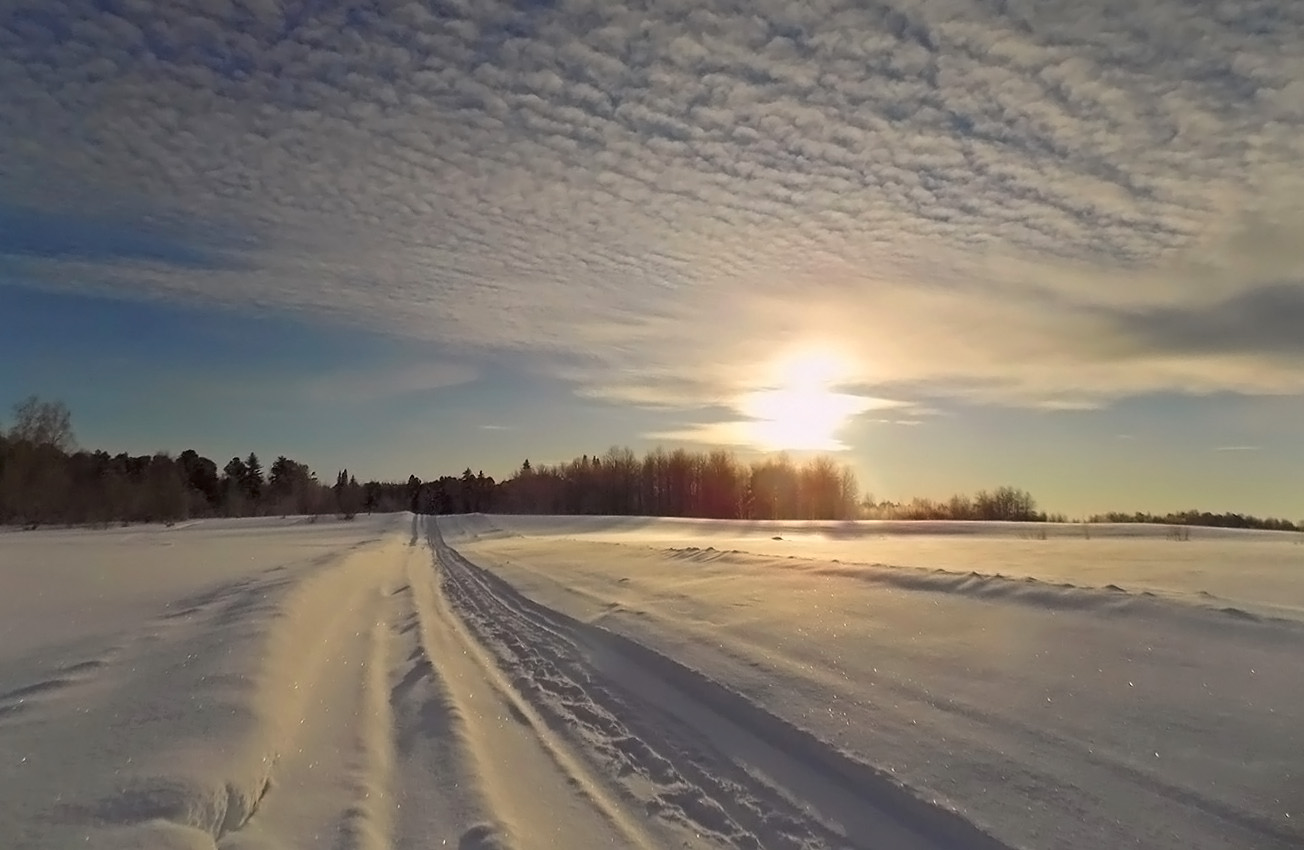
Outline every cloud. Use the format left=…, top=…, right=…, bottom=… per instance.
left=648, top=420, right=865, bottom=453
left=1213, top=445, right=1261, bottom=452
left=648, top=391, right=912, bottom=451
left=2, top=0, right=1304, bottom=415
left=1109, top=282, right=1304, bottom=359
left=299, top=361, right=477, bottom=404
left=0, top=204, right=248, bottom=270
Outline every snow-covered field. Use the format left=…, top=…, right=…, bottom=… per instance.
left=1, top=515, right=1300, bottom=849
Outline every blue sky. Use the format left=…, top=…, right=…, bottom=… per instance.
left=1, top=0, right=1302, bottom=518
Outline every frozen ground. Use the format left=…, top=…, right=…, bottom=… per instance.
left=1, top=514, right=1300, bottom=849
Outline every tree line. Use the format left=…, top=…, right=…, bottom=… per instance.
left=493, top=448, right=861, bottom=520
left=860, top=487, right=1062, bottom=522
left=0, top=396, right=368, bottom=527
left=1087, top=510, right=1300, bottom=532
left=862, top=493, right=1301, bottom=531
left=1, top=396, right=1298, bottom=531
left=0, top=398, right=861, bottom=525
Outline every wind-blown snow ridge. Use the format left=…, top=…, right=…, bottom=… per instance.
left=664, top=545, right=1301, bottom=628
left=442, top=513, right=1304, bottom=622
left=447, top=514, right=1304, bottom=849
left=444, top=512, right=1304, bottom=542
left=432, top=518, right=1015, bottom=850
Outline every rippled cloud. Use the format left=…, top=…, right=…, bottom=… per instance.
left=3, top=0, right=1303, bottom=440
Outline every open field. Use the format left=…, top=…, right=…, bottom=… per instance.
left=2, top=514, right=1300, bottom=849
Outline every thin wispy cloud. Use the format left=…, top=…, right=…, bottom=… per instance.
left=650, top=392, right=911, bottom=451
left=3, top=0, right=1303, bottom=433
left=1214, top=445, right=1262, bottom=452
left=300, top=361, right=477, bottom=404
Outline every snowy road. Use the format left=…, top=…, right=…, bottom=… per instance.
left=1, top=514, right=1301, bottom=849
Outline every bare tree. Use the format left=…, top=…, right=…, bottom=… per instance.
left=8, top=396, right=76, bottom=451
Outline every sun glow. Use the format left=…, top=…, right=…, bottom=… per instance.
left=741, top=349, right=873, bottom=451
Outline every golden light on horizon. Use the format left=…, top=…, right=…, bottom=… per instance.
left=740, top=348, right=874, bottom=452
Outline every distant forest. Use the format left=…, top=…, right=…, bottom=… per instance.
left=0, top=396, right=1299, bottom=532
left=1084, top=510, right=1301, bottom=532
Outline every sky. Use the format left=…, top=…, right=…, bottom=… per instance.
left=1, top=0, right=1302, bottom=518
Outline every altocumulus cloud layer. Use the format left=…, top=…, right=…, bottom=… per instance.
left=3, top=0, right=1304, bottom=417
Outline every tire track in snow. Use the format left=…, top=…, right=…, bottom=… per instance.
left=387, top=550, right=512, bottom=850
left=430, top=517, right=1016, bottom=850
left=394, top=522, right=662, bottom=850
left=333, top=596, right=398, bottom=850
left=194, top=541, right=406, bottom=849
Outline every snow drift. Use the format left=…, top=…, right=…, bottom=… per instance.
left=1, top=513, right=1300, bottom=849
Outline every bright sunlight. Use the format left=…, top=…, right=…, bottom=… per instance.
left=740, top=349, right=878, bottom=451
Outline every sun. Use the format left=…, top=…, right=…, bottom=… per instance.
left=740, top=349, right=871, bottom=452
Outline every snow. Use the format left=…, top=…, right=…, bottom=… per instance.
left=2, top=514, right=1301, bottom=849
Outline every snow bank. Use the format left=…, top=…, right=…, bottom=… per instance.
left=0, top=514, right=408, bottom=849
left=442, top=514, right=1304, bottom=619
left=4, top=512, right=1300, bottom=849
left=455, top=514, right=1304, bottom=850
